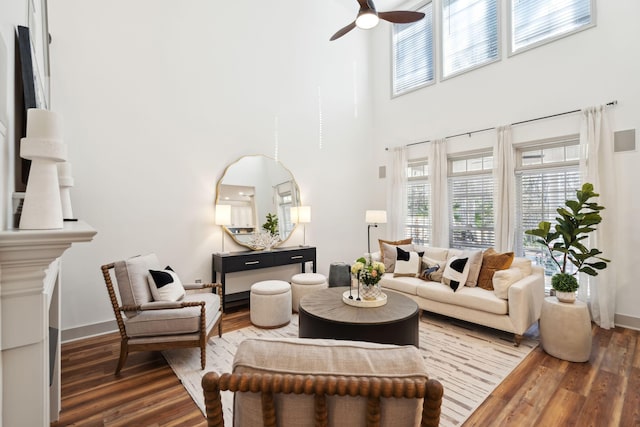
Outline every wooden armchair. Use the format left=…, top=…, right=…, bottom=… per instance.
left=201, top=338, right=444, bottom=427
left=101, top=253, right=223, bottom=374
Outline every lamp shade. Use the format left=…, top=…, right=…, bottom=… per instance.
left=291, top=206, right=311, bottom=224
left=365, top=210, right=387, bottom=224
left=297, top=206, right=311, bottom=223
left=215, top=204, right=231, bottom=226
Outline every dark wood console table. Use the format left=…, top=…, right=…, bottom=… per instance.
left=212, top=246, right=316, bottom=312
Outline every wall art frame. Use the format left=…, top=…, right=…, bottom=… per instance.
left=27, top=0, right=50, bottom=109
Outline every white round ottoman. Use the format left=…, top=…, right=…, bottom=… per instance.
left=250, top=280, right=292, bottom=328
left=290, top=273, right=328, bottom=312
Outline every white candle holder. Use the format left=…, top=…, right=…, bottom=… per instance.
left=58, top=162, right=75, bottom=220
left=19, top=109, right=67, bottom=230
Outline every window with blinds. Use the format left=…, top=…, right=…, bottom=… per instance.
left=442, top=0, right=499, bottom=79
left=515, top=140, right=581, bottom=284
left=509, top=0, right=595, bottom=55
left=392, top=2, right=434, bottom=96
left=406, top=159, right=431, bottom=245
left=448, top=154, right=494, bottom=249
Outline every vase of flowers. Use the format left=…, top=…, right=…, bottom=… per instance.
left=351, top=255, right=385, bottom=300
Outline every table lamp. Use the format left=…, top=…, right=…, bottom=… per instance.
left=291, top=205, right=311, bottom=246
left=215, top=204, right=231, bottom=254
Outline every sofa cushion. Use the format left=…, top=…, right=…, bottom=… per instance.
left=511, top=257, right=533, bottom=277
left=232, top=337, right=428, bottom=427
left=380, top=273, right=422, bottom=295
left=477, top=249, right=515, bottom=290
left=416, top=281, right=509, bottom=315
left=380, top=242, right=414, bottom=273
left=394, top=247, right=424, bottom=277
left=493, top=268, right=525, bottom=300
left=114, top=253, right=161, bottom=316
left=442, top=256, right=469, bottom=291
left=124, top=292, right=219, bottom=337
left=421, top=247, right=449, bottom=262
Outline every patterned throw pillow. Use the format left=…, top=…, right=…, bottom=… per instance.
left=147, top=266, right=186, bottom=302
left=442, top=256, right=470, bottom=291
left=393, top=247, right=425, bottom=277
left=418, top=256, right=445, bottom=282
left=380, top=242, right=414, bottom=273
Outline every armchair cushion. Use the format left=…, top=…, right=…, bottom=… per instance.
left=124, top=292, right=220, bottom=337
left=114, top=253, right=161, bottom=315
left=148, top=267, right=186, bottom=302
left=232, top=338, right=428, bottom=427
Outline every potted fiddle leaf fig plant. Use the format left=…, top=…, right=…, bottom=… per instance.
left=525, top=183, right=610, bottom=303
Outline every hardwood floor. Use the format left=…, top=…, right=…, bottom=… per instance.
left=53, top=308, right=640, bottom=426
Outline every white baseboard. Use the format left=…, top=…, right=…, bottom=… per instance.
left=61, top=320, right=118, bottom=343
left=60, top=312, right=640, bottom=342
left=614, top=313, right=640, bottom=331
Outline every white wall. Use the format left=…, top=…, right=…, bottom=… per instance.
left=371, top=0, right=640, bottom=325
left=15, top=0, right=638, bottom=334
left=48, top=0, right=385, bottom=334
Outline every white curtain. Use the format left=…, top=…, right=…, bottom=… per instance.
left=578, top=105, right=617, bottom=329
left=493, top=125, right=515, bottom=252
left=387, top=146, right=407, bottom=240
left=428, top=139, right=449, bottom=247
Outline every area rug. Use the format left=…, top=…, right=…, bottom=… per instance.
left=163, top=314, right=538, bottom=427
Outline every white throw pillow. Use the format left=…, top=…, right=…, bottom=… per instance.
left=442, top=256, right=470, bottom=292
left=393, top=247, right=423, bottom=277
left=461, top=249, right=483, bottom=287
left=380, top=242, right=415, bottom=273
left=147, top=267, right=186, bottom=302
left=492, top=268, right=525, bottom=299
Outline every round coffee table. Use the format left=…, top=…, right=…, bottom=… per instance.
left=298, top=287, right=420, bottom=347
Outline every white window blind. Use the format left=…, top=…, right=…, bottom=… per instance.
left=392, top=3, right=434, bottom=96
left=406, top=159, right=431, bottom=245
left=510, top=0, right=594, bottom=54
left=442, top=0, right=499, bottom=79
left=516, top=140, right=581, bottom=287
left=448, top=154, right=494, bottom=249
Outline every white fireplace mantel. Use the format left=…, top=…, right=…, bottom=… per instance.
left=0, top=221, right=96, bottom=427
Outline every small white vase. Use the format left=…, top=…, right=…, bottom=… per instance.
left=360, top=282, right=381, bottom=300
left=556, top=291, right=576, bottom=303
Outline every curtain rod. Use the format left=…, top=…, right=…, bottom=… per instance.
left=386, top=100, right=618, bottom=151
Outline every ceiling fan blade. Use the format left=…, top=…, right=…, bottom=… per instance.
left=378, top=11, right=425, bottom=24
left=330, top=21, right=357, bottom=41
left=357, top=0, right=374, bottom=9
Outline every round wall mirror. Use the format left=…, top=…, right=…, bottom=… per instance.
left=216, top=155, right=301, bottom=250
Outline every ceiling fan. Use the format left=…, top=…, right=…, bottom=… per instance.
left=330, top=0, right=425, bottom=41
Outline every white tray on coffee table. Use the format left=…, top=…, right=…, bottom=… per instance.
left=342, top=290, right=387, bottom=307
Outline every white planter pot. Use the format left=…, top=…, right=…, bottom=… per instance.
left=556, top=291, right=576, bottom=303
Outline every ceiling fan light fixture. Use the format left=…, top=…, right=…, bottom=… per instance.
left=355, top=11, right=379, bottom=29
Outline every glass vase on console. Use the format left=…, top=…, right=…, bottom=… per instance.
left=351, top=255, right=385, bottom=301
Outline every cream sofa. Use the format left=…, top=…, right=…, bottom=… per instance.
left=374, top=246, right=545, bottom=345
